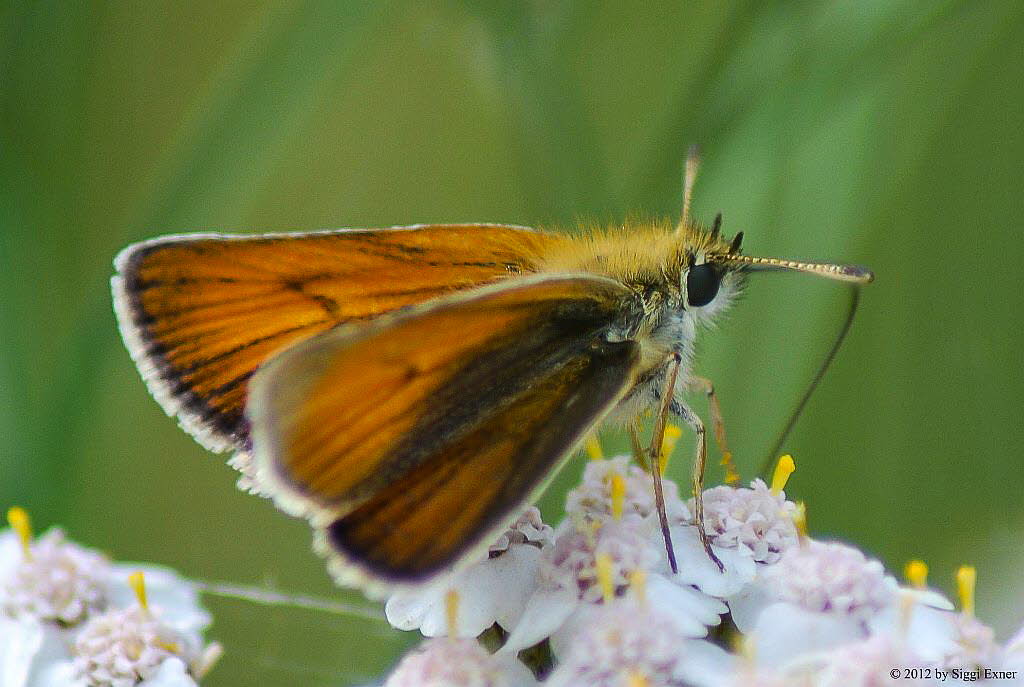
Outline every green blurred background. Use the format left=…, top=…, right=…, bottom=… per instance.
left=2, top=2, right=1022, bottom=684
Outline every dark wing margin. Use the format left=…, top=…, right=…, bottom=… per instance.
left=247, top=275, right=641, bottom=586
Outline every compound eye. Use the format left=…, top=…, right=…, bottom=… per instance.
left=686, top=263, right=721, bottom=307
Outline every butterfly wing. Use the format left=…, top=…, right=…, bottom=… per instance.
left=247, top=275, right=643, bottom=584
left=112, top=224, right=561, bottom=453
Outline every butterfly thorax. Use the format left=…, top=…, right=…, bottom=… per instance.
left=531, top=220, right=746, bottom=421
left=536, top=219, right=733, bottom=290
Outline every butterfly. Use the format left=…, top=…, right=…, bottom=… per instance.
left=112, top=152, right=872, bottom=591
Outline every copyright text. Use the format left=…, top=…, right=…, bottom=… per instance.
left=889, top=667, right=1019, bottom=681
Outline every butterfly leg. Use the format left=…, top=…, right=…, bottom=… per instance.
left=686, top=376, right=739, bottom=485
left=648, top=353, right=683, bottom=574
left=672, top=398, right=724, bottom=571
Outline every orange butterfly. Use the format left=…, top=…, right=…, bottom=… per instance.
left=112, top=155, right=872, bottom=589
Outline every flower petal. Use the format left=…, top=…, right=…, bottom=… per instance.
left=137, top=658, right=199, bottom=687
left=646, top=574, right=725, bottom=635
left=868, top=603, right=959, bottom=664
left=501, top=585, right=578, bottom=654
left=750, top=602, right=863, bottom=668
left=28, top=660, right=84, bottom=687
left=0, top=531, right=23, bottom=586
left=0, top=617, right=43, bottom=687
left=665, top=526, right=757, bottom=597
left=485, top=545, right=543, bottom=632
left=386, top=545, right=543, bottom=639
left=901, top=587, right=954, bottom=611
left=725, top=581, right=774, bottom=634
left=384, top=591, right=434, bottom=633
left=419, top=565, right=502, bottom=638
left=673, top=639, right=737, bottom=687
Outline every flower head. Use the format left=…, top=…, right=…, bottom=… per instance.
left=564, top=456, right=689, bottom=526
left=502, top=514, right=726, bottom=655
left=541, top=515, right=660, bottom=603
left=762, top=540, right=896, bottom=621
left=375, top=452, right=1024, bottom=687
left=71, top=571, right=219, bottom=687
left=726, top=540, right=900, bottom=665
left=73, top=605, right=194, bottom=686
left=0, top=514, right=219, bottom=687
left=697, top=479, right=798, bottom=564
left=1, top=526, right=110, bottom=626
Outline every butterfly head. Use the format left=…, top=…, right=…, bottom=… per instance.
left=671, top=214, right=747, bottom=324
left=670, top=211, right=874, bottom=329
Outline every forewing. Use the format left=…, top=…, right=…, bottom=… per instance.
left=111, top=224, right=560, bottom=452
left=248, top=275, right=641, bottom=583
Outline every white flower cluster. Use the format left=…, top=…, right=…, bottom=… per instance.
left=0, top=517, right=220, bottom=687
left=379, top=455, right=1024, bottom=686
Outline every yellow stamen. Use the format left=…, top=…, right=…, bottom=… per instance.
left=659, top=425, right=683, bottom=475
left=904, top=560, right=929, bottom=589
left=956, top=565, right=976, bottom=617
left=6, top=507, right=32, bottom=560
left=771, top=454, right=795, bottom=494
left=792, top=501, right=808, bottom=539
left=445, top=589, right=460, bottom=636
left=585, top=436, right=604, bottom=461
left=609, top=473, right=626, bottom=520
left=129, top=571, right=149, bottom=613
left=720, top=451, right=741, bottom=486
left=595, top=552, right=615, bottom=603
left=629, top=568, right=647, bottom=606
left=627, top=672, right=650, bottom=687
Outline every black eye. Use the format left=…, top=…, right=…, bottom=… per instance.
left=686, top=263, right=721, bottom=307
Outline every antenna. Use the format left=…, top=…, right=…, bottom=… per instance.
left=709, top=253, right=874, bottom=284
left=676, top=145, right=701, bottom=235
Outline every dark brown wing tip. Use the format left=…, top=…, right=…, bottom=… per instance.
left=111, top=238, right=247, bottom=454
